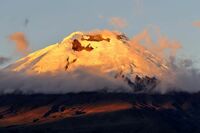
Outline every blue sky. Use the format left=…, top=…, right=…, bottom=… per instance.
left=0, top=0, right=200, bottom=65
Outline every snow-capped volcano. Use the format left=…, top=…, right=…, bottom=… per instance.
left=5, top=30, right=170, bottom=92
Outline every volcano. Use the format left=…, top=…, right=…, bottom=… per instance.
left=5, top=30, right=170, bottom=93
left=6, top=31, right=168, bottom=74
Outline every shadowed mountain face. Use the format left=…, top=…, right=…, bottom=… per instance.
left=0, top=92, right=200, bottom=133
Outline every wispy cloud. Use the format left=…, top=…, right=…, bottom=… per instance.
left=9, top=32, right=30, bottom=55
left=109, top=17, right=127, bottom=29
left=193, top=21, right=200, bottom=28
left=130, top=29, right=181, bottom=58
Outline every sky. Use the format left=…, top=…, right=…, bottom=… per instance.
left=0, top=0, right=200, bottom=66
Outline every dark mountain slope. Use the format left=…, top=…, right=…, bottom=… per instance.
left=0, top=92, right=200, bottom=133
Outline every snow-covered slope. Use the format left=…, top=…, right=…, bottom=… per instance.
left=5, top=30, right=170, bottom=92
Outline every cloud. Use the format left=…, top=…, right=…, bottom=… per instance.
left=130, top=29, right=182, bottom=58
left=129, top=29, right=200, bottom=93
left=9, top=32, right=29, bottom=55
left=98, top=15, right=104, bottom=19
left=193, top=21, right=200, bottom=28
left=0, top=56, right=10, bottom=65
left=158, top=57, right=200, bottom=93
left=109, top=17, right=127, bottom=29
left=0, top=67, right=130, bottom=94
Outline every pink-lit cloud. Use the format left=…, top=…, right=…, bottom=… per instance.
left=9, top=32, right=29, bottom=55
left=193, top=21, right=200, bottom=28
left=109, top=17, right=127, bottom=29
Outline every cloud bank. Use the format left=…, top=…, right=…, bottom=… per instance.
left=0, top=67, right=130, bottom=94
